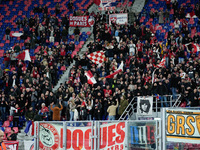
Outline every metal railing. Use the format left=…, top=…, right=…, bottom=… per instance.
left=118, top=94, right=181, bottom=120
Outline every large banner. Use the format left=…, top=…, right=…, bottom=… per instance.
left=4, top=141, right=19, bottom=150
left=39, top=122, right=125, bottom=150
left=109, top=13, right=128, bottom=25
left=69, top=16, right=95, bottom=27
left=166, top=109, right=200, bottom=143
left=137, top=96, right=153, bottom=116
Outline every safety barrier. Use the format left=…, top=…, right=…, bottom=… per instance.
left=33, top=120, right=161, bottom=150
left=32, top=107, right=200, bottom=150
left=118, top=94, right=181, bottom=120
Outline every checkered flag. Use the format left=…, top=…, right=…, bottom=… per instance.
left=87, top=50, right=106, bottom=66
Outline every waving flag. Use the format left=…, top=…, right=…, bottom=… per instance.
left=184, top=43, right=200, bottom=53
left=156, top=57, right=166, bottom=68
left=105, top=61, right=123, bottom=78
left=16, top=50, right=31, bottom=61
left=186, top=11, right=197, bottom=18
left=152, top=57, right=166, bottom=83
left=87, top=50, right=106, bottom=66
left=85, top=70, right=97, bottom=84
left=192, top=43, right=200, bottom=53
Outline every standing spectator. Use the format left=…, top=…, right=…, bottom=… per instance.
left=171, top=73, right=181, bottom=100
left=38, top=103, right=49, bottom=120
left=68, top=0, right=74, bottom=12
left=118, top=96, right=128, bottom=117
left=69, top=99, right=76, bottom=121
left=50, top=102, right=63, bottom=121
left=174, top=18, right=180, bottom=30
left=0, top=96, right=7, bottom=122
left=55, top=3, right=60, bottom=15
left=74, top=26, right=80, bottom=42
left=165, top=0, right=171, bottom=10
left=5, top=26, right=11, bottom=40
left=157, top=81, right=168, bottom=107
left=93, top=99, right=102, bottom=120
left=62, top=27, right=68, bottom=42
left=86, top=99, right=93, bottom=120
left=24, top=107, right=35, bottom=135
left=107, top=99, right=118, bottom=120
left=164, top=9, right=170, bottom=23
left=158, top=10, right=164, bottom=25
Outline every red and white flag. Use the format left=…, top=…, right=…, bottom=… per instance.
left=192, top=43, right=200, bottom=53
left=184, top=43, right=200, bottom=53
left=156, top=57, right=166, bottom=68
left=87, top=50, right=106, bottom=67
left=85, top=70, right=97, bottom=84
left=186, top=11, right=197, bottom=18
left=16, top=50, right=31, bottom=61
left=105, top=61, right=123, bottom=78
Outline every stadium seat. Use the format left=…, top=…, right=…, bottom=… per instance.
left=4, top=127, right=11, bottom=134
left=13, top=127, right=19, bottom=133
left=2, top=121, right=10, bottom=128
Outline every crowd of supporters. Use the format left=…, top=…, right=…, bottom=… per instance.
left=0, top=0, right=199, bottom=129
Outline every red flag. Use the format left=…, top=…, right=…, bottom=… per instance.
left=85, top=70, right=97, bottom=84
left=16, top=50, right=31, bottom=61
left=105, top=62, right=123, bottom=78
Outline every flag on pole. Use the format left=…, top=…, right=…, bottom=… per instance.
left=16, top=50, right=31, bottom=61
left=105, top=61, right=123, bottom=78
left=87, top=50, right=106, bottom=67
left=85, top=70, right=97, bottom=84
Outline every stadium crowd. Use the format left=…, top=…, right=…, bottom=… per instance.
left=0, top=0, right=199, bottom=131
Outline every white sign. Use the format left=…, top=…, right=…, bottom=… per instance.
left=137, top=96, right=153, bottom=116
left=109, top=13, right=128, bottom=25
left=12, top=33, right=23, bottom=37
left=166, top=109, right=200, bottom=143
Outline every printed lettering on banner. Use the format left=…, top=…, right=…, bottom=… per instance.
left=69, top=16, right=94, bottom=27
left=4, top=141, right=19, bottom=150
left=38, top=122, right=125, bottom=150
left=109, top=13, right=128, bottom=25
left=166, top=109, right=200, bottom=143
left=99, top=122, right=125, bottom=150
